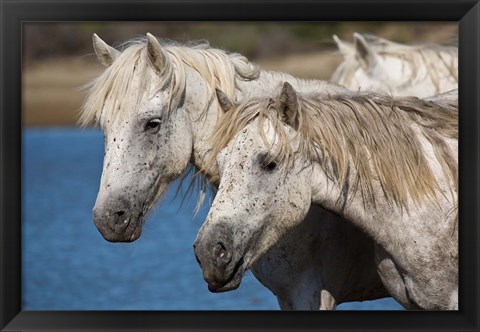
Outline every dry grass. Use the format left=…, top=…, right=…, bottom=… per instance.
left=22, top=21, right=456, bottom=128
left=23, top=58, right=103, bottom=127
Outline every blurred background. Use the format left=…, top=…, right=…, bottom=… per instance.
left=22, top=22, right=457, bottom=310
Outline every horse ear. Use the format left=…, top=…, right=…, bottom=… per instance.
left=146, top=32, right=166, bottom=73
left=92, top=33, right=120, bottom=67
left=333, top=35, right=353, bottom=55
left=353, top=33, right=378, bottom=69
left=215, top=89, right=234, bottom=113
left=277, top=82, right=299, bottom=125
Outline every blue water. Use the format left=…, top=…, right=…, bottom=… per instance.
left=22, top=128, right=403, bottom=310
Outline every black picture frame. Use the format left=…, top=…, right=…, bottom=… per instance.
left=1, top=0, right=479, bottom=331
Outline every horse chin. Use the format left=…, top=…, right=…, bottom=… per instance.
left=207, top=273, right=242, bottom=293
left=207, top=258, right=245, bottom=293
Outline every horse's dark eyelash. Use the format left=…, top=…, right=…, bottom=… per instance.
left=144, top=118, right=162, bottom=132
left=258, top=153, right=278, bottom=172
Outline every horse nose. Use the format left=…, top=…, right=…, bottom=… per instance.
left=111, top=210, right=129, bottom=228
left=94, top=207, right=131, bottom=228
left=214, top=242, right=232, bottom=266
left=193, top=233, right=234, bottom=286
left=195, top=241, right=232, bottom=265
left=93, top=200, right=132, bottom=241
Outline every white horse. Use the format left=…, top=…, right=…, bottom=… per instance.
left=331, top=33, right=458, bottom=98
left=194, top=82, right=458, bottom=310
left=81, top=33, right=387, bottom=310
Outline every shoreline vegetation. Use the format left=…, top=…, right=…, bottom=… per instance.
left=23, top=22, right=457, bottom=127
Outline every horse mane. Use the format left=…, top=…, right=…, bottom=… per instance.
left=331, top=34, right=458, bottom=93
left=79, top=36, right=260, bottom=127
left=207, top=91, right=458, bottom=208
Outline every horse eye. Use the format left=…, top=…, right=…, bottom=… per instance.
left=144, top=118, right=162, bottom=133
left=260, top=160, right=277, bottom=172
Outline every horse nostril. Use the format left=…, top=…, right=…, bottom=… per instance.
left=216, top=242, right=232, bottom=265
left=112, top=210, right=128, bottom=226
left=218, top=243, right=227, bottom=258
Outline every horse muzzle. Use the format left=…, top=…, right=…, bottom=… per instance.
left=193, top=224, right=246, bottom=292
left=93, top=201, right=143, bottom=242
left=205, top=256, right=245, bottom=293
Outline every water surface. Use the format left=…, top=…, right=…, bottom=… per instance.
left=22, top=128, right=403, bottom=310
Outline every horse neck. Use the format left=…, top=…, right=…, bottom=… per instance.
left=235, top=69, right=348, bottom=100
left=182, top=67, right=221, bottom=179
left=310, top=163, right=383, bottom=238
left=401, top=66, right=457, bottom=98
left=185, top=67, right=347, bottom=180
left=309, top=138, right=457, bottom=253
left=393, top=50, right=458, bottom=97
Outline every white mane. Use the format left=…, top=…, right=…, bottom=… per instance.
left=331, top=35, right=458, bottom=94
left=79, top=37, right=260, bottom=127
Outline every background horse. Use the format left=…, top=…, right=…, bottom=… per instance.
left=194, top=83, right=458, bottom=310
left=81, top=33, right=387, bottom=309
left=331, top=33, right=458, bottom=97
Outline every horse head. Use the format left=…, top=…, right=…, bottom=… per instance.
left=85, top=34, right=193, bottom=241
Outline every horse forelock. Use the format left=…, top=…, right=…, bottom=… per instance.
left=79, top=41, right=173, bottom=127
left=79, top=36, right=260, bottom=128
left=208, top=91, right=457, bottom=209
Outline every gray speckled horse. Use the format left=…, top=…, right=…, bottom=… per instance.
left=331, top=33, right=458, bottom=98
left=82, top=33, right=387, bottom=309
left=194, top=83, right=458, bottom=310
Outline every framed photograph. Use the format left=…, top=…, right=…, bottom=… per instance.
left=1, top=0, right=479, bottom=331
